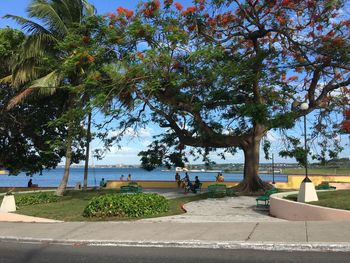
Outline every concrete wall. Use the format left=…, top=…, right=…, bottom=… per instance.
left=270, top=191, right=350, bottom=221
left=274, top=175, right=350, bottom=190
left=106, top=180, right=239, bottom=189
left=106, top=175, right=350, bottom=190
left=329, top=183, right=350, bottom=190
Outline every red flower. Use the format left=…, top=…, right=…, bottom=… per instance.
left=117, top=7, right=134, bottom=19
left=281, top=0, right=291, bottom=6
left=164, top=0, right=173, bottom=7
left=344, top=109, right=350, bottom=118
left=187, top=6, right=197, bottom=12
left=288, top=76, right=298, bottom=81
left=333, top=37, right=345, bottom=46
left=125, top=9, right=134, bottom=18
left=117, top=7, right=126, bottom=15
left=341, top=120, right=350, bottom=133
left=82, top=36, right=90, bottom=44
left=276, top=15, right=286, bottom=24
left=175, top=2, right=183, bottom=11
left=136, top=52, right=144, bottom=60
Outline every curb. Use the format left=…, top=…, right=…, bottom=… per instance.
left=1, top=236, right=350, bottom=252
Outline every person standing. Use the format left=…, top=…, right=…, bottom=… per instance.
left=120, top=175, right=124, bottom=181
left=175, top=172, right=181, bottom=187
left=127, top=174, right=132, bottom=181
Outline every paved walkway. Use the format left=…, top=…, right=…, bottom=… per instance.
left=142, top=195, right=285, bottom=222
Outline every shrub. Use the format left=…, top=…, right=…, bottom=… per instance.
left=15, top=192, right=59, bottom=206
left=83, top=193, right=169, bottom=218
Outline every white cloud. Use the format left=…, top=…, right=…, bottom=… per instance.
left=108, top=127, right=153, bottom=139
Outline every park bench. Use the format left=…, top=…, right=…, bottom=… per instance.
left=317, top=183, right=336, bottom=190
left=120, top=184, right=142, bottom=193
left=256, top=188, right=278, bottom=207
left=208, top=184, right=227, bottom=198
left=226, top=187, right=236, bottom=197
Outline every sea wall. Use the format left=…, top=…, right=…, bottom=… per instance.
left=106, top=174, right=350, bottom=189
left=106, top=180, right=239, bottom=189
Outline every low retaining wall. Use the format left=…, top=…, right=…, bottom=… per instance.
left=270, top=191, right=350, bottom=221
left=329, top=183, right=350, bottom=190
left=106, top=180, right=239, bottom=189
left=274, top=175, right=350, bottom=190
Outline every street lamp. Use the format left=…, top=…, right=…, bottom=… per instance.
left=297, top=102, right=318, bottom=202
left=300, top=102, right=311, bottom=183
left=272, top=153, right=275, bottom=184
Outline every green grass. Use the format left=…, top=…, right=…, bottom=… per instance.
left=284, top=190, right=350, bottom=210
left=12, top=190, right=208, bottom=221
left=282, top=168, right=350, bottom=175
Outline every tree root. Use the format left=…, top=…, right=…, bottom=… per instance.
left=233, top=179, right=273, bottom=196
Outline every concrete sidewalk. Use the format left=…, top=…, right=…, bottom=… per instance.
left=1, top=221, right=350, bottom=251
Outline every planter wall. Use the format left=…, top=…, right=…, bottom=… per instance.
left=270, top=191, right=350, bottom=221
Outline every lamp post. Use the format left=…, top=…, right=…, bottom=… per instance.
left=297, top=102, right=318, bottom=202
left=300, top=102, right=311, bottom=183
left=272, top=153, right=275, bottom=184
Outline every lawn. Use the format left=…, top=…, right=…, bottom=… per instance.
left=284, top=190, right=350, bottom=211
left=6, top=189, right=208, bottom=221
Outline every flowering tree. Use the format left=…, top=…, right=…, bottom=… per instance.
left=105, top=0, right=350, bottom=192
left=341, top=109, right=350, bottom=133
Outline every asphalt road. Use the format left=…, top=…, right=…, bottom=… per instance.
left=0, top=241, right=349, bottom=263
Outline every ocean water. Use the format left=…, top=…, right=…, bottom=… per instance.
left=0, top=167, right=288, bottom=187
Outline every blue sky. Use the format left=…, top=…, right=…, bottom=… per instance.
left=1, top=1, right=349, bottom=165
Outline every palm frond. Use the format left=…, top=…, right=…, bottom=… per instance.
left=82, top=0, right=96, bottom=16
left=21, top=33, right=58, bottom=58
left=2, top=14, right=50, bottom=35
left=31, top=70, right=63, bottom=95
left=6, top=87, right=35, bottom=109
left=0, top=75, right=12, bottom=85
left=11, top=56, right=46, bottom=87
left=7, top=70, right=63, bottom=109
left=27, top=0, right=68, bottom=37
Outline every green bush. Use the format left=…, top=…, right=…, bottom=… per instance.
left=15, top=192, right=59, bottom=206
left=83, top=193, right=169, bottom=218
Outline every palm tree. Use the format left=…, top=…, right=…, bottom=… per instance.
left=5, top=0, right=96, bottom=196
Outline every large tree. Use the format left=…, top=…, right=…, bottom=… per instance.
left=106, top=0, right=350, bottom=192
left=0, top=27, right=69, bottom=175
left=5, top=0, right=97, bottom=195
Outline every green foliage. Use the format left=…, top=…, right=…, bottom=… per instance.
left=16, top=192, right=59, bottom=206
left=83, top=193, right=169, bottom=218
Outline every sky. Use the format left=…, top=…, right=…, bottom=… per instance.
left=0, top=0, right=349, bottom=165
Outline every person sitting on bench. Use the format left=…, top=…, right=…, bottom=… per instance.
left=99, top=178, right=107, bottom=188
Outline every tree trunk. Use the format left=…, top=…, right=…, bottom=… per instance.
left=56, top=129, right=73, bottom=196
left=236, top=133, right=270, bottom=193
left=83, top=112, right=92, bottom=190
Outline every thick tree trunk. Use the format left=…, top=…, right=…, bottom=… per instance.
left=56, top=130, right=73, bottom=196
left=83, top=112, right=92, bottom=190
left=235, top=132, right=271, bottom=193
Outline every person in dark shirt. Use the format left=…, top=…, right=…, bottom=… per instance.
left=99, top=178, right=107, bottom=188
left=27, top=179, right=33, bottom=188
left=175, top=172, right=181, bottom=187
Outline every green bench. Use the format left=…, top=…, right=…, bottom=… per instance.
left=208, top=184, right=227, bottom=198
left=317, top=183, right=336, bottom=190
left=256, top=188, right=278, bottom=206
left=120, top=184, right=142, bottom=193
